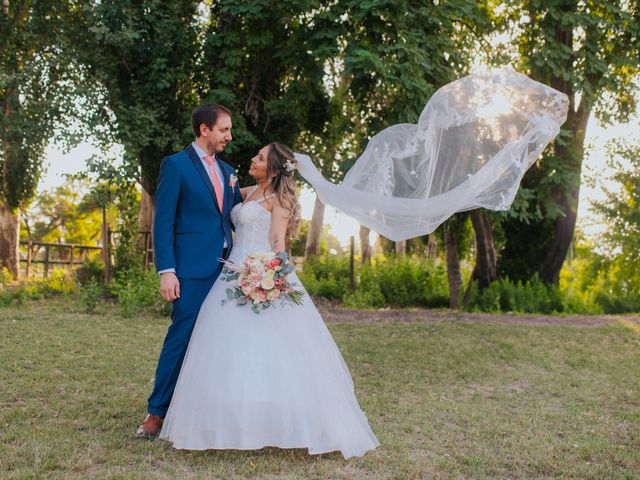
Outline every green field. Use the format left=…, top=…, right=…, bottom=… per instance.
left=1, top=300, right=638, bottom=479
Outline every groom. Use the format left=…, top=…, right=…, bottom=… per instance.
left=136, top=104, right=242, bottom=437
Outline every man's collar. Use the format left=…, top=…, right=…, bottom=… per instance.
left=191, top=141, right=211, bottom=160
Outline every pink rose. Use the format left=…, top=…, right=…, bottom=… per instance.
left=266, top=258, right=282, bottom=269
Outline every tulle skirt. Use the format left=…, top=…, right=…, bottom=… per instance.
left=159, top=253, right=379, bottom=459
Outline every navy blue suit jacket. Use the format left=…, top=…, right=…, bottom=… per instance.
left=153, top=145, right=242, bottom=279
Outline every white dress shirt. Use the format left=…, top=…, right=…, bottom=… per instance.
left=158, top=143, right=229, bottom=275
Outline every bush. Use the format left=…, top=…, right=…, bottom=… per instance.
left=109, top=268, right=171, bottom=317
left=76, top=256, right=105, bottom=285
left=595, top=292, right=640, bottom=314
left=300, top=254, right=449, bottom=308
left=465, top=276, right=568, bottom=314
left=0, top=267, right=14, bottom=290
left=343, top=267, right=386, bottom=308
left=77, top=278, right=106, bottom=314
left=299, top=255, right=351, bottom=300
left=0, top=268, right=77, bottom=307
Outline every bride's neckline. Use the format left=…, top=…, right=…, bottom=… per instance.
left=241, top=186, right=275, bottom=212
left=238, top=200, right=271, bottom=215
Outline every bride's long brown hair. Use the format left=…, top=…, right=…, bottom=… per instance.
left=261, top=142, right=301, bottom=243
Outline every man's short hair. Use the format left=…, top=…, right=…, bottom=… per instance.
left=192, top=104, right=232, bottom=137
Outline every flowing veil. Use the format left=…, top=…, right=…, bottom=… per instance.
left=294, top=68, right=569, bottom=241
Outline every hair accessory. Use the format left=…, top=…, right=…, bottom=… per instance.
left=283, top=159, right=296, bottom=174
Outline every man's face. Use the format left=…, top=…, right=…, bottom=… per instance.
left=201, top=113, right=232, bottom=153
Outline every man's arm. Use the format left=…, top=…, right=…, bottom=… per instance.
left=153, top=157, right=180, bottom=272
left=153, top=157, right=181, bottom=301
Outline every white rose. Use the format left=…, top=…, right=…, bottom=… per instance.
left=261, top=277, right=275, bottom=290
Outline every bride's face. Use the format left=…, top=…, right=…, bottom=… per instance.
left=248, top=146, right=271, bottom=182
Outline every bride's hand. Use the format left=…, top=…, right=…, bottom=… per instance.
left=160, top=272, right=180, bottom=301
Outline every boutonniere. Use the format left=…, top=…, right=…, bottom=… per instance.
left=229, top=173, right=238, bottom=190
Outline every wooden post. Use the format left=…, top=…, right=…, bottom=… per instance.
left=25, top=240, right=32, bottom=280
left=349, top=235, right=355, bottom=290
left=102, top=206, right=111, bottom=284
left=69, top=245, right=74, bottom=268
left=44, top=245, right=50, bottom=278
left=305, top=196, right=325, bottom=258
left=143, top=231, right=152, bottom=270
left=359, top=225, right=371, bottom=265
left=105, top=226, right=112, bottom=284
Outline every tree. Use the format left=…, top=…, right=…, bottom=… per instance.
left=79, top=0, right=202, bottom=197
left=590, top=140, right=640, bottom=297
left=203, top=1, right=337, bottom=257
left=0, top=0, right=83, bottom=278
left=22, top=179, right=103, bottom=246
left=496, top=0, right=640, bottom=284
left=203, top=1, right=333, bottom=174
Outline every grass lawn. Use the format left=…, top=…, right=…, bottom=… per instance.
left=1, top=299, right=638, bottom=479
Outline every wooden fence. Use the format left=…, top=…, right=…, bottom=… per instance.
left=19, top=229, right=154, bottom=282
left=19, top=240, right=103, bottom=279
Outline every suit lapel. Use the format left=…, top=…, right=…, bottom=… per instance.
left=187, top=145, right=222, bottom=213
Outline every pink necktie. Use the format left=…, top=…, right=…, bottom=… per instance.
left=203, top=155, right=224, bottom=211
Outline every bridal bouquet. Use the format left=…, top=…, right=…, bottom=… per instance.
left=219, top=251, right=304, bottom=313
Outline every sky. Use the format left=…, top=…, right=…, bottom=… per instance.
left=41, top=103, right=638, bottom=247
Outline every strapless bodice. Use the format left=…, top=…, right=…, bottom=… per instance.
left=229, top=201, right=272, bottom=259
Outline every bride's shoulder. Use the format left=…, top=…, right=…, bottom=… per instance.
left=240, top=185, right=256, bottom=200
left=268, top=196, right=293, bottom=219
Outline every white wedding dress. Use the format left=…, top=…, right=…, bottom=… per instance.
left=159, top=196, right=380, bottom=459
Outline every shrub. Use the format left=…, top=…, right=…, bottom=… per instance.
left=0, top=268, right=77, bottom=307
left=300, top=254, right=449, bottom=308
left=77, top=278, right=106, bottom=314
left=0, top=267, right=14, bottom=290
left=466, top=276, right=567, bottom=314
left=595, top=292, right=640, bottom=314
left=343, top=268, right=386, bottom=308
left=76, top=256, right=105, bottom=285
left=299, top=255, right=350, bottom=300
left=109, top=268, right=171, bottom=317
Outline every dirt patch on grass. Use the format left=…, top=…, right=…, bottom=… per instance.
left=315, top=299, right=640, bottom=327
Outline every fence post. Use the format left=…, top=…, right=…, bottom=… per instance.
left=349, top=235, right=355, bottom=290
left=102, top=206, right=111, bottom=284
left=25, top=240, right=32, bottom=280
left=105, top=226, right=112, bottom=284
left=44, top=245, right=50, bottom=278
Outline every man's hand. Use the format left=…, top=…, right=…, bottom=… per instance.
left=160, top=272, right=180, bottom=301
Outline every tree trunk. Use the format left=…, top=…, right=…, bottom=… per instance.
left=395, top=240, right=406, bottom=256
left=139, top=188, right=154, bottom=267
left=426, top=234, right=438, bottom=259
left=538, top=110, right=589, bottom=284
left=359, top=225, right=371, bottom=264
left=469, top=210, right=497, bottom=288
left=512, top=12, right=592, bottom=285
left=304, top=195, right=325, bottom=257
left=139, top=188, right=153, bottom=233
left=444, top=225, right=462, bottom=309
left=0, top=203, right=20, bottom=280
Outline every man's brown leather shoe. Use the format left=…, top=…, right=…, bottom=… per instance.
left=135, top=414, right=163, bottom=438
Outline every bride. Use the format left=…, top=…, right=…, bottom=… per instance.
left=159, top=142, right=380, bottom=459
